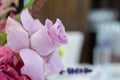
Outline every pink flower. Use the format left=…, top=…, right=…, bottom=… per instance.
left=6, top=9, right=68, bottom=80
left=0, top=46, right=31, bottom=80
left=0, top=20, right=6, bottom=33
left=0, top=0, right=16, bottom=16
left=0, top=47, right=12, bottom=61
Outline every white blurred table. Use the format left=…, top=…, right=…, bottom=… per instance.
left=47, top=63, right=120, bottom=80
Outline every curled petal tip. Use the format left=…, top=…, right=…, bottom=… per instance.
left=45, top=19, right=53, bottom=27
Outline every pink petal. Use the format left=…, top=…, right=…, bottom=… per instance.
left=46, top=19, right=68, bottom=44
left=7, top=22, right=29, bottom=52
left=30, top=19, right=43, bottom=35
left=52, top=19, right=68, bottom=44
left=0, top=72, right=7, bottom=80
left=31, top=27, right=58, bottom=56
left=21, top=9, right=34, bottom=32
left=5, top=17, right=21, bottom=33
left=53, top=19, right=65, bottom=37
left=44, top=49, right=64, bottom=73
left=45, top=19, right=53, bottom=29
left=20, top=49, right=44, bottom=80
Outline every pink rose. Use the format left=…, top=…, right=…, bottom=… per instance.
left=6, top=9, right=68, bottom=80
left=0, top=20, right=6, bottom=33
left=0, top=46, right=31, bottom=80
left=0, top=46, right=14, bottom=57
left=31, top=18, right=68, bottom=56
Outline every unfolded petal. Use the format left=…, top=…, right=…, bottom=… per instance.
left=30, top=19, right=43, bottom=35
left=20, top=49, right=44, bottom=80
left=7, top=23, right=29, bottom=52
left=5, top=17, right=22, bottom=33
left=21, top=9, right=34, bottom=32
left=31, top=27, right=58, bottom=56
left=44, top=49, right=64, bottom=73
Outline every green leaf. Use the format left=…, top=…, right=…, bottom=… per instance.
left=0, top=33, right=7, bottom=45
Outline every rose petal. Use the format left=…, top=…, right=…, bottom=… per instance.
left=0, top=72, right=7, bottom=80
left=45, top=19, right=61, bottom=43
left=20, top=49, right=44, bottom=80
left=31, top=27, right=59, bottom=56
left=54, top=19, right=66, bottom=37
left=47, top=19, right=68, bottom=44
left=54, top=19, right=68, bottom=44
left=44, top=49, right=64, bottom=73
left=7, top=21, right=29, bottom=52
left=30, top=19, right=43, bottom=35
left=5, top=17, right=22, bottom=33
left=45, top=19, right=60, bottom=37
left=45, top=19, right=53, bottom=29
left=21, top=9, right=34, bottom=32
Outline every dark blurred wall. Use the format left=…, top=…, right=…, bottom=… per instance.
left=39, top=0, right=91, bottom=32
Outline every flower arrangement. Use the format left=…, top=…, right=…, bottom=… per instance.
left=0, top=0, right=68, bottom=78
left=0, top=9, right=68, bottom=80
left=0, top=0, right=68, bottom=80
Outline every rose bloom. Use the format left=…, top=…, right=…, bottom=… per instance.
left=6, top=9, right=68, bottom=80
left=0, top=46, right=31, bottom=80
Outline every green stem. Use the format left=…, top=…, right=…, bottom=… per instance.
left=23, top=0, right=35, bottom=10
left=16, top=0, right=35, bottom=22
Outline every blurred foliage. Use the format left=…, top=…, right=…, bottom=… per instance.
left=59, top=46, right=67, bottom=58
left=0, top=33, right=7, bottom=45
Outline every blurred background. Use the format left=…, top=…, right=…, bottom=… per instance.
left=38, top=0, right=120, bottom=64
left=1, top=0, right=120, bottom=80
left=37, top=0, right=120, bottom=80
left=36, top=1, right=120, bottom=79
